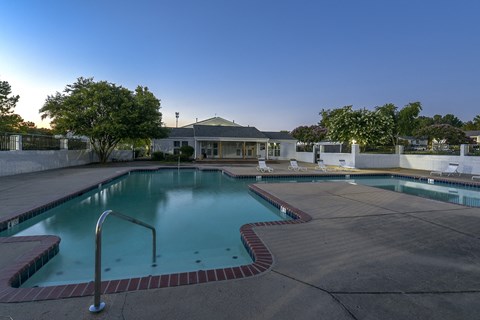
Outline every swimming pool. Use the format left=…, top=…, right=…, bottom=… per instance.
left=2, top=170, right=291, bottom=287
left=3, top=170, right=480, bottom=287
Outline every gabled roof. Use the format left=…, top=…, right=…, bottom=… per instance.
left=262, top=131, right=296, bottom=140
left=193, top=125, right=267, bottom=139
left=183, top=117, right=242, bottom=128
left=166, top=128, right=194, bottom=138
left=465, top=130, right=480, bottom=136
left=399, top=136, right=428, bottom=140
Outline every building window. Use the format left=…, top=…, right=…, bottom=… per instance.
left=268, top=143, right=280, bottom=157
left=174, top=140, right=187, bottom=154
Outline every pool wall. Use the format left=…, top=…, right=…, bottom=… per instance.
left=0, top=181, right=311, bottom=302
left=2, top=166, right=480, bottom=303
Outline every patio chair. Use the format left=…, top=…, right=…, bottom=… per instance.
left=473, top=176, right=480, bottom=181
left=430, top=163, right=460, bottom=176
left=338, top=159, right=355, bottom=170
left=314, top=160, right=329, bottom=172
left=256, top=159, right=273, bottom=173
left=288, top=159, right=307, bottom=171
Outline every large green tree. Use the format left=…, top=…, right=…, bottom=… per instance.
left=40, top=77, right=167, bottom=163
left=290, top=125, right=327, bottom=146
left=375, top=102, right=422, bottom=145
left=418, top=113, right=464, bottom=130
left=0, top=79, right=24, bottom=132
left=462, top=115, right=480, bottom=130
left=397, top=102, right=423, bottom=136
left=323, top=106, right=394, bottom=149
left=416, top=124, right=469, bottom=149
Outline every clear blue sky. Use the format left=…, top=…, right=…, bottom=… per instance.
left=1, top=0, right=479, bottom=131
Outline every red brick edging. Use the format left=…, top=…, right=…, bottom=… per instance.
left=0, top=183, right=312, bottom=303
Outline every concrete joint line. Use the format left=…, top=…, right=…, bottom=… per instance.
left=332, top=290, right=480, bottom=295
left=271, top=270, right=359, bottom=320
left=404, top=213, right=479, bottom=239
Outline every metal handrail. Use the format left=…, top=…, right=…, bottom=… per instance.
left=89, top=210, right=157, bottom=313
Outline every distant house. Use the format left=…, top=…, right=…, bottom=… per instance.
left=152, top=117, right=297, bottom=160
left=398, top=136, right=429, bottom=150
left=465, top=131, right=480, bottom=144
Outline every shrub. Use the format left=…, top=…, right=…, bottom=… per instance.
left=151, top=151, right=164, bottom=161
left=179, top=145, right=194, bottom=158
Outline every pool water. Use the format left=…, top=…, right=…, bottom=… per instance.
left=2, top=170, right=290, bottom=287
left=3, top=170, right=480, bottom=287
left=345, top=177, right=480, bottom=207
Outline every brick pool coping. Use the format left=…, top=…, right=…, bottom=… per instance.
left=1, top=166, right=479, bottom=303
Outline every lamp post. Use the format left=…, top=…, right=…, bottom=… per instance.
left=175, top=112, right=179, bottom=128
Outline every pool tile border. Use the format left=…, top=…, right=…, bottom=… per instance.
left=0, top=169, right=314, bottom=303
left=2, top=166, right=480, bottom=303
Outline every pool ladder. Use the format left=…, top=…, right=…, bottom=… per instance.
left=89, top=210, right=157, bottom=313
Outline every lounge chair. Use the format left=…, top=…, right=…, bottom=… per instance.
left=288, top=159, right=307, bottom=171
left=338, top=159, right=355, bottom=170
left=315, top=160, right=329, bottom=172
left=473, top=176, right=480, bottom=180
left=256, top=159, right=273, bottom=173
left=430, top=163, right=460, bottom=176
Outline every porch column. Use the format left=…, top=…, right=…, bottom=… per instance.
left=266, top=142, right=269, bottom=160
left=219, top=142, right=223, bottom=159
left=243, top=142, right=246, bottom=159
left=194, top=140, right=198, bottom=159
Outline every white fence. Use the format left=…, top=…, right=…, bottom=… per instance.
left=0, top=150, right=133, bottom=177
left=308, top=144, right=480, bottom=175
left=295, top=151, right=316, bottom=163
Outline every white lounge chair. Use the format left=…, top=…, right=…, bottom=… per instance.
left=288, top=159, right=307, bottom=171
left=338, top=159, right=355, bottom=170
left=315, top=160, right=328, bottom=172
left=256, top=159, right=273, bottom=173
left=430, top=163, right=460, bottom=176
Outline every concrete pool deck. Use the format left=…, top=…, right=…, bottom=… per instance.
left=1, top=161, right=480, bottom=319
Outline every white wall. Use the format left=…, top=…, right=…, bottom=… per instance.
left=355, top=154, right=399, bottom=168
left=319, top=153, right=354, bottom=167
left=318, top=145, right=480, bottom=174
left=278, top=141, right=297, bottom=160
left=295, top=151, right=315, bottom=163
left=0, top=149, right=134, bottom=177
left=0, top=150, right=94, bottom=177
left=400, top=154, right=480, bottom=175
left=109, top=150, right=134, bottom=162
left=152, top=138, right=196, bottom=155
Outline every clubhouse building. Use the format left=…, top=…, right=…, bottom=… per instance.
left=152, top=117, right=297, bottom=160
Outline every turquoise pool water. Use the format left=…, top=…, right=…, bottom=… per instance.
left=3, top=170, right=290, bottom=287
left=3, top=170, right=480, bottom=287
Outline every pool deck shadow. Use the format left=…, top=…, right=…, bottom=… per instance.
left=1, top=162, right=480, bottom=319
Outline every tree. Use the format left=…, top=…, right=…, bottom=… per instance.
left=416, top=124, right=469, bottom=149
left=290, top=125, right=327, bottom=145
left=40, top=77, right=167, bottom=163
left=319, top=108, right=345, bottom=128
left=397, top=102, right=422, bottom=136
left=375, top=102, right=422, bottom=145
left=435, top=114, right=463, bottom=128
left=417, top=116, right=435, bottom=129
left=324, top=106, right=394, bottom=149
left=463, top=115, right=480, bottom=130
left=0, top=79, right=24, bottom=132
